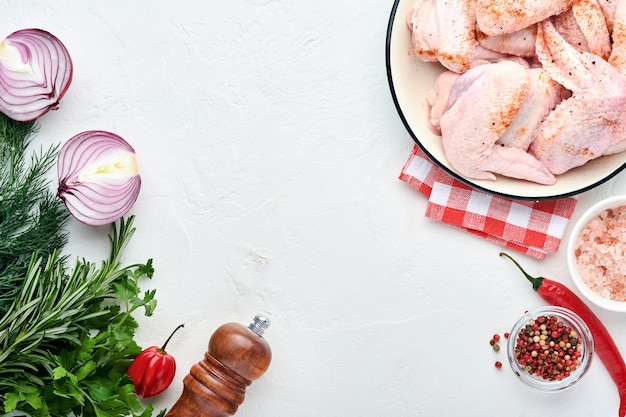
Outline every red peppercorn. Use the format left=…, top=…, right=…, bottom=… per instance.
left=504, top=332, right=510, bottom=339
left=493, top=334, right=500, bottom=342
left=495, top=361, right=502, bottom=369
left=512, top=314, right=583, bottom=382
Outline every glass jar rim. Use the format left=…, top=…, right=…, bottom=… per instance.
left=507, top=305, right=594, bottom=392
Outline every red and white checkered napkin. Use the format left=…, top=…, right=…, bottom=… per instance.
left=399, top=145, right=578, bottom=259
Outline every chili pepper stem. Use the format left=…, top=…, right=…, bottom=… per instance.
left=499, top=252, right=544, bottom=291
left=161, top=324, right=185, bottom=351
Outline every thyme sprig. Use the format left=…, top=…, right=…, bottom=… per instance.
left=0, top=113, right=69, bottom=315
left=0, top=216, right=158, bottom=417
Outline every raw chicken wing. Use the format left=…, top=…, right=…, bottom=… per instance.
left=426, top=71, right=460, bottom=135
left=598, top=0, right=619, bottom=32
left=497, top=68, right=569, bottom=150
left=475, top=0, right=575, bottom=35
left=530, top=19, right=626, bottom=174
left=554, top=8, right=592, bottom=53
left=407, top=0, right=506, bottom=73
left=440, top=60, right=556, bottom=184
left=571, top=0, right=611, bottom=59
left=609, top=0, right=626, bottom=72
left=477, top=26, right=537, bottom=58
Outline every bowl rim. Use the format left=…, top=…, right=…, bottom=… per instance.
left=567, top=196, right=626, bottom=312
left=385, top=0, right=626, bottom=201
left=507, top=305, right=594, bottom=392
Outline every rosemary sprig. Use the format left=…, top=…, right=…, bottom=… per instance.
left=0, top=113, right=69, bottom=315
left=0, top=216, right=157, bottom=417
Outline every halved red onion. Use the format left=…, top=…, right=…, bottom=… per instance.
left=57, top=131, right=141, bottom=226
left=0, top=28, right=73, bottom=121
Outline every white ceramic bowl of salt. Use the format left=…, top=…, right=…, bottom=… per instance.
left=568, top=196, right=626, bottom=312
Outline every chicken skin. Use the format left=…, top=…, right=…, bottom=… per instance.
left=475, top=0, right=575, bottom=36
left=571, top=0, right=611, bottom=59
left=554, top=1, right=611, bottom=59
left=477, top=26, right=537, bottom=58
left=406, top=0, right=505, bottom=73
left=440, top=60, right=556, bottom=184
left=609, top=0, right=626, bottom=72
left=426, top=70, right=460, bottom=135
left=598, top=0, right=619, bottom=33
left=554, top=8, right=591, bottom=53
left=529, top=18, right=626, bottom=174
left=497, top=68, right=569, bottom=150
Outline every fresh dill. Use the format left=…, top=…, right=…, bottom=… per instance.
left=0, top=113, right=69, bottom=315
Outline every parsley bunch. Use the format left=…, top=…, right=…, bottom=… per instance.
left=0, top=217, right=159, bottom=417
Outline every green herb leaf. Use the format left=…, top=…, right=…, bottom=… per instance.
left=0, top=216, right=163, bottom=416
left=4, top=384, right=43, bottom=412
left=0, top=113, right=69, bottom=315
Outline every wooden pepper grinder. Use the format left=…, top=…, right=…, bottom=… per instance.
left=165, top=314, right=272, bottom=417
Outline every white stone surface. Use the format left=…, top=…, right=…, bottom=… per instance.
left=3, top=1, right=626, bottom=416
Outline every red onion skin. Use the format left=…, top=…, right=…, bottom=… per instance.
left=57, top=131, right=141, bottom=226
left=0, top=28, right=73, bottom=121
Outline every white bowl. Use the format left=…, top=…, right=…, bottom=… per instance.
left=567, top=196, right=626, bottom=312
left=385, top=0, right=626, bottom=200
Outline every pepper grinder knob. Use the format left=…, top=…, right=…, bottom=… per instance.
left=248, top=314, right=270, bottom=336
left=165, top=314, right=272, bottom=417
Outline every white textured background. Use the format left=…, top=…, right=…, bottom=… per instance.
left=4, top=1, right=626, bottom=416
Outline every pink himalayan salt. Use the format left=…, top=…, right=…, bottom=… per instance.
left=575, top=205, right=626, bottom=301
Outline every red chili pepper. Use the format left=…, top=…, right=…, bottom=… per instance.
left=127, top=324, right=185, bottom=398
left=501, top=252, right=626, bottom=417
